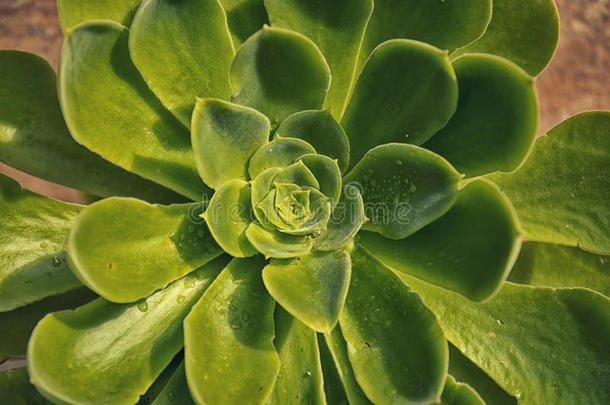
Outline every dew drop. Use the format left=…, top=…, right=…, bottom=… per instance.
left=137, top=301, right=148, bottom=313
left=52, top=257, right=61, bottom=267
left=396, top=160, right=403, bottom=166
left=304, top=371, right=312, bottom=377
left=184, top=279, right=195, bottom=288
left=409, top=183, right=417, bottom=192
left=40, top=241, right=48, bottom=249
left=176, top=295, right=186, bottom=303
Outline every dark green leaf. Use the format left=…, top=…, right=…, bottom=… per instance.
left=230, top=26, right=331, bottom=127
left=317, top=334, right=350, bottom=405
left=0, top=367, right=52, bottom=405
left=402, top=275, right=610, bottom=404
left=0, top=174, right=82, bottom=311
left=266, top=308, right=326, bottom=405
left=184, top=257, right=280, bottom=405
left=58, top=0, right=142, bottom=30
left=0, top=50, right=182, bottom=204
left=59, top=21, right=208, bottom=200
left=263, top=250, right=351, bottom=332
left=448, top=344, right=518, bottom=405
left=439, top=375, right=484, bottom=405
left=150, top=362, right=196, bottom=405
left=219, top=0, right=268, bottom=46
left=342, top=40, right=458, bottom=166
left=343, top=143, right=461, bottom=239
left=488, top=111, right=610, bottom=254
left=130, top=0, right=235, bottom=127
left=452, top=0, right=559, bottom=76
left=358, top=179, right=521, bottom=301
left=339, top=248, right=447, bottom=404
left=265, top=0, right=373, bottom=118
left=0, top=288, right=96, bottom=360
left=28, top=258, right=226, bottom=405
left=509, top=242, right=610, bottom=297
left=275, top=110, right=350, bottom=173
left=425, top=54, right=538, bottom=177
left=358, top=0, right=492, bottom=68
left=192, top=99, right=270, bottom=189
left=68, top=198, right=222, bottom=303
left=322, top=328, right=373, bottom=405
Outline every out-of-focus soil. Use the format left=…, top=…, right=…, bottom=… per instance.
left=0, top=0, right=608, bottom=202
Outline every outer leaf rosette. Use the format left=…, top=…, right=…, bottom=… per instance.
left=0, top=1, right=608, bottom=405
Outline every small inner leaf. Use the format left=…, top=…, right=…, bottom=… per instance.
left=262, top=250, right=351, bottom=332
left=204, top=179, right=257, bottom=258
left=314, top=183, right=366, bottom=252
left=300, top=154, right=342, bottom=208
left=273, top=160, right=320, bottom=189
left=248, top=137, right=316, bottom=179
left=192, top=98, right=270, bottom=189
left=245, top=222, right=313, bottom=259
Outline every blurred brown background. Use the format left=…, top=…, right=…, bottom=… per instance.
left=1, top=0, right=609, bottom=202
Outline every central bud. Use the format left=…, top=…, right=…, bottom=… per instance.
left=252, top=160, right=332, bottom=236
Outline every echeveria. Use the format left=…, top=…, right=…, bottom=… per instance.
left=1, top=0, right=609, bottom=404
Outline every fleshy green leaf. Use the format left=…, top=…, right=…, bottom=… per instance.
left=135, top=354, right=182, bottom=405
left=488, top=111, right=610, bottom=254
left=425, top=54, right=538, bottom=177
left=264, top=0, right=373, bottom=119
left=322, top=328, right=373, bottom=405
left=343, top=143, right=461, bottom=239
left=230, top=26, right=331, bottom=127
left=58, top=0, right=142, bottom=30
left=0, top=288, right=96, bottom=361
left=203, top=179, right=257, bottom=257
left=358, top=179, right=521, bottom=302
left=129, top=0, right=235, bottom=127
left=219, top=0, right=268, bottom=46
left=440, top=376, right=484, bottom=405
left=266, top=308, right=326, bottom=405
left=275, top=110, right=350, bottom=173
left=509, top=242, right=610, bottom=297
left=342, top=40, right=458, bottom=166
left=314, top=184, right=366, bottom=252
left=359, top=0, right=491, bottom=68
left=300, top=154, right=342, bottom=208
left=0, top=50, right=183, bottom=204
left=248, top=137, right=316, bottom=179
left=0, top=175, right=82, bottom=311
left=150, top=362, right=196, bottom=405
left=317, top=334, right=349, bottom=405
left=184, top=257, right=280, bottom=405
left=59, top=21, right=208, bottom=200
left=0, top=367, right=51, bottom=405
left=262, top=250, right=350, bottom=332
left=452, top=0, right=559, bottom=76
left=273, top=161, right=319, bottom=189
left=245, top=222, right=313, bottom=259
left=192, top=99, right=270, bottom=189
left=448, top=345, right=518, bottom=405
left=339, top=248, right=448, bottom=404
left=68, top=198, right=222, bottom=303
left=28, top=258, right=226, bottom=405
left=402, top=275, right=610, bottom=404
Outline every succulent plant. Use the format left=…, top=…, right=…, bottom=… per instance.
left=1, top=0, right=609, bottom=404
